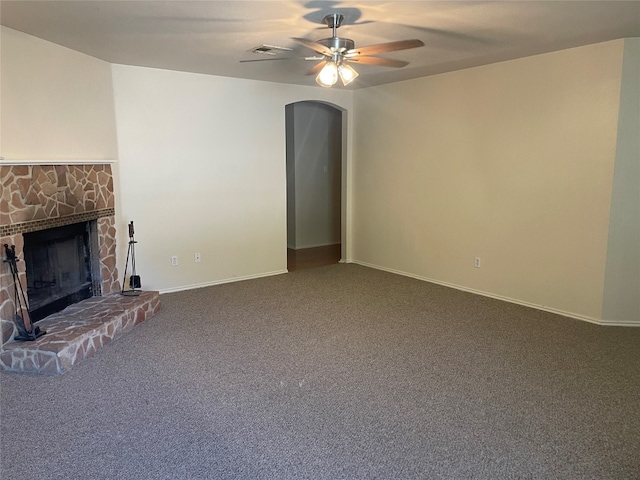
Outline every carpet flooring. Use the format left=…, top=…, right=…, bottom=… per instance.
left=1, top=264, right=639, bottom=479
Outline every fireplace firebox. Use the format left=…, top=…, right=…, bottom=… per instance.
left=23, top=221, right=100, bottom=323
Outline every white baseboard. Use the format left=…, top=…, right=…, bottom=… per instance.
left=597, top=319, right=640, bottom=327
left=158, top=269, right=288, bottom=295
left=156, top=261, right=638, bottom=327
left=352, top=260, right=639, bottom=327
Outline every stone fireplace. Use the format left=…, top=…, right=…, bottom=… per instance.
left=1, top=164, right=159, bottom=373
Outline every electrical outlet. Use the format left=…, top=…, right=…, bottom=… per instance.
left=171, top=256, right=178, bottom=266
left=474, top=257, right=481, bottom=268
left=194, top=252, right=201, bottom=263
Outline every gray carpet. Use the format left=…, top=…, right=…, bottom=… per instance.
left=1, top=264, right=639, bottom=479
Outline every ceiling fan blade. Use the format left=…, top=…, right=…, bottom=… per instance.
left=348, top=56, right=409, bottom=68
left=292, top=37, right=333, bottom=56
left=346, top=39, right=424, bottom=57
left=306, top=61, right=327, bottom=76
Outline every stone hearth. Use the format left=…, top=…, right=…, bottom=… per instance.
left=0, top=291, right=160, bottom=374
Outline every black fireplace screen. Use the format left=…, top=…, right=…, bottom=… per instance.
left=23, top=222, right=94, bottom=322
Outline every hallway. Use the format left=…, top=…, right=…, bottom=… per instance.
left=287, top=244, right=341, bottom=271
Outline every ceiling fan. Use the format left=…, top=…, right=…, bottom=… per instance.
left=242, top=13, right=425, bottom=87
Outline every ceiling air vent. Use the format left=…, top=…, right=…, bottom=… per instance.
left=248, top=44, right=292, bottom=56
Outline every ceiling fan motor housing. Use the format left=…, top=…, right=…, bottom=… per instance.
left=318, top=36, right=355, bottom=53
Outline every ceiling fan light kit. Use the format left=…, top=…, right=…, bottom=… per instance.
left=316, top=60, right=359, bottom=87
left=316, top=61, right=338, bottom=87
left=338, top=63, right=359, bottom=86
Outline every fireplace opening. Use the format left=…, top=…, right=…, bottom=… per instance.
left=23, top=221, right=99, bottom=323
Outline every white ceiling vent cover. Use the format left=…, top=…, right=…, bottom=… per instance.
left=249, top=44, right=293, bottom=56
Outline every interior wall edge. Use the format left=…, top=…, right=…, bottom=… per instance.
left=157, top=269, right=289, bottom=295
left=352, top=260, right=640, bottom=328
left=601, top=37, right=640, bottom=323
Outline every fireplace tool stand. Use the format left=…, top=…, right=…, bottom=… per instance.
left=3, top=244, right=46, bottom=342
left=121, top=221, right=141, bottom=296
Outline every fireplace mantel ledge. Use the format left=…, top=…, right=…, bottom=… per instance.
left=0, top=158, right=117, bottom=165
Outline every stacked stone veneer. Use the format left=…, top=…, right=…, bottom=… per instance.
left=1, top=164, right=121, bottom=348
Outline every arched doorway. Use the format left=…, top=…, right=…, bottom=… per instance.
left=286, top=101, right=343, bottom=271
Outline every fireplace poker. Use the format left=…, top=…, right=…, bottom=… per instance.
left=3, top=244, right=45, bottom=342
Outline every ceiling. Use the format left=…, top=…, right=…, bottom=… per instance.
left=1, top=1, right=639, bottom=89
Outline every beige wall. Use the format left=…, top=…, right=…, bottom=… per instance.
left=352, top=40, right=626, bottom=322
left=111, top=65, right=352, bottom=292
left=0, top=27, right=117, bottom=161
